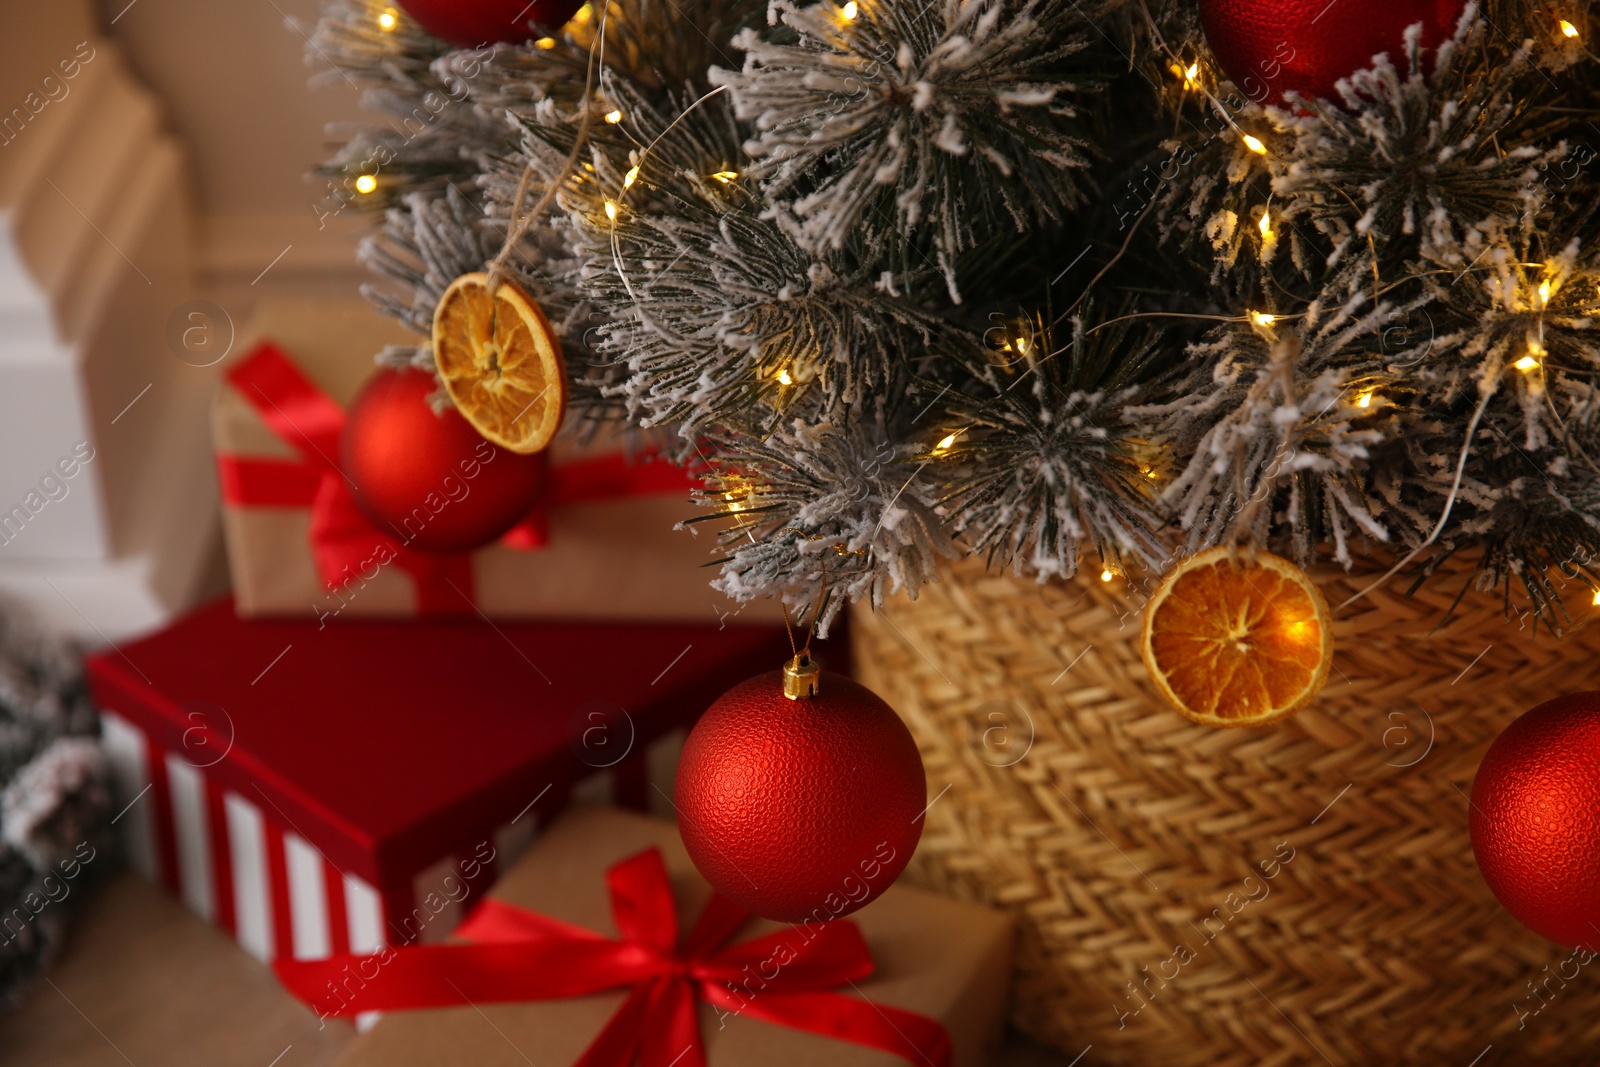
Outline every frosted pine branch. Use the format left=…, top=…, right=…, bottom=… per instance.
left=692, top=418, right=957, bottom=626
left=717, top=0, right=1098, bottom=287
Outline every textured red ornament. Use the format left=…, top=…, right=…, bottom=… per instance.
left=341, top=367, right=547, bottom=554
left=1197, top=0, right=1465, bottom=106
left=1470, top=692, right=1600, bottom=949
left=675, top=669, right=927, bottom=923
left=396, top=0, right=585, bottom=47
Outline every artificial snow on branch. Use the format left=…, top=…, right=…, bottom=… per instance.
left=717, top=0, right=1099, bottom=292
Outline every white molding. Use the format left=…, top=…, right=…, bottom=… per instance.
left=0, top=32, right=222, bottom=639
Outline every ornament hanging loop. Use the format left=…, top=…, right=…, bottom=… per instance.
left=484, top=6, right=607, bottom=297
left=778, top=529, right=867, bottom=700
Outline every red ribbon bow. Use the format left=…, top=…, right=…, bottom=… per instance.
left=216, top=342, right=693, bottom=614
left=274, top=847, right=951, bottom=1067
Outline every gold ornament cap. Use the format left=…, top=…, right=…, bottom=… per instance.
left=783, top=653, right=820, bottom=700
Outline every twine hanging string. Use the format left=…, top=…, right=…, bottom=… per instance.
left=484, top=6, right=610, bottom=296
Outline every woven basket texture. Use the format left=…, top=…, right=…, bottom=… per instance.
left=850, top=553, right=1600, bottom=1065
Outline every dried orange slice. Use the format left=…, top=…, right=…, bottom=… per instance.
left=432, top=272, right=566, bottom=454
left=1140, top=546, right=1332, bottom=727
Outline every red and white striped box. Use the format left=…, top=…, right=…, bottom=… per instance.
left=100, top=707, right=562, bottom=965
left=88, top=598, right=787, bottom=976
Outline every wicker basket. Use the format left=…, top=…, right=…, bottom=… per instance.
left=852, top=553, right=1600, bottom=1065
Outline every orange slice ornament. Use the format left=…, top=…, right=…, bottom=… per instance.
left=1140, top=546, right=1333, bottom=727
left=432, top=272, right=567, bottom=454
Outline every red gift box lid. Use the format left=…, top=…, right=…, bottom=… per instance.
left=86, top=599, right=790, bottom=891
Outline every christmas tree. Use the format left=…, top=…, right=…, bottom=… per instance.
left=307, top=0, right=1600, bottom=630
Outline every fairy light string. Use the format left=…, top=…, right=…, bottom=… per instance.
left=515, top=0, right=1593, bottom=622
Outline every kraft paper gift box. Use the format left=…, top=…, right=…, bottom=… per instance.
left=211, top=298, right=781, bottom=624
left=283, top=807, right=1015, bottom=1067
left=87, top=597, right=791, bottom=969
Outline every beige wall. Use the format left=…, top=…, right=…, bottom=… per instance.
left=99, top=0, right=375, bottom=313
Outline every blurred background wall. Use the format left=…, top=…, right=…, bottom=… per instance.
left=0, top=0, right=374, bottom=638
left=102, top=0, right=369, bottom=310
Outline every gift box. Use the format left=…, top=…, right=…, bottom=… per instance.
left=87, top=597, right=792, bottom=970
left=212, top=298, right=780, bottom=624
left=279, top=806, right=1014, bottom=1067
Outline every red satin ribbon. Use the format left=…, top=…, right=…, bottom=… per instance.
left=216, top=342, right=694, bottom=614
left=274, top=848, right=952, bottom=1067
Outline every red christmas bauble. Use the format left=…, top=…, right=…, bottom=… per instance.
left=396, top=0, right=585, bottom=47
left=674, top=665, right=927, bottom=923
left=1198, top=0, right=1464, bottom=105
left=341, top=367, right=547, bottom=554
left=1470, top=692, right=1600, bottom=949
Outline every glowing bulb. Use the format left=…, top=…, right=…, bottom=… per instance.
left=1258, top=211, right=1273, bottom=237
left=1561, top=18, right=1579, bottom=37
left=1100, top=569, right=1114, bottom=582
left=604, top=109, right=623, bottom=124
left=1242, top=134, right=1267, bottom=155
left=709, top=170, right=739, bottom=183
left=1592, top=588, right=1600, bottom=606
left=624, top=166, right=639, bottom=189
left=1184, top=62, right=1200, bottom=90
left=536, top=36, right=557, bottom=49
left=1146, top=469, right=1159, bottom=479
left=377, top=8, right=398, bottom=30
left=776, top=368, right=793, bottom=386
left=842, top=1, right=859, bottom=17
left=1539, top=279, right=1552, bottom=307
left=1015, top=336, right=1029, bottom=354
left=604, top=201, right=618, bottom=220
left=1355, top=392, right=1373, bottom=408
left=1249, top=310, right=1276, bottom=327
left=936, top=432, right=958, bottom=450
left=572, top=4, right=593, bottom=22
left=1518, top=336, right=1547, bottom=372
left=354, top=174, right=378, bottom=194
